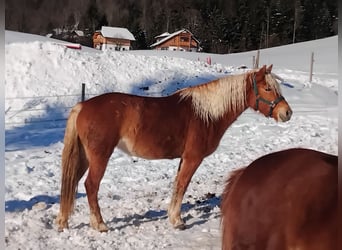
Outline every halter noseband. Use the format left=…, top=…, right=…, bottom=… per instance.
left=252, top=74, right=285, bottom=117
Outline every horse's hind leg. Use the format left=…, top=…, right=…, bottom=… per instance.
left=168, top=157, right=203, bottom=229
left=77, top=143, right=89, bottom=182
left=84, top=152, right=112, bottom=232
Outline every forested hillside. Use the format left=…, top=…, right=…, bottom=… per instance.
left=5, top=0, right=337, bottom=53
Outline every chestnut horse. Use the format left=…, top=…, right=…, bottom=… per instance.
left=221, top=148, right=337, bottom=250
left=56, top=65, right=292, bottom=232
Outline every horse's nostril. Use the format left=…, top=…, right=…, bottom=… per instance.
left=286, top=109, right=292, bottom=118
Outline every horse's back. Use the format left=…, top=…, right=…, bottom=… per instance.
left=221, top=148, right=337, bottom=250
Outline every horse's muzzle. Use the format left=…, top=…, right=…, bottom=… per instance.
left=278, top=108, right=292, bottom=122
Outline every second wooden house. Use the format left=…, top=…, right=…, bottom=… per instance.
left=150, top=29, right=201, bottom=52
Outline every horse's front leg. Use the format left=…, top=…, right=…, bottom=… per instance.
left=168, top=157, right=203, bottom=229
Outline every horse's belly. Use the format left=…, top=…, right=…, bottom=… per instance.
left=117, top=138, right=137, bottom=156
left=117, top=137, right=180, bottom=159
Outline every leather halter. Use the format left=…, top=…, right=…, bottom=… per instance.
left=252, top=74, right=285, bottom=117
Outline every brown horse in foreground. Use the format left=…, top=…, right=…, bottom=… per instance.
left=56, top=65, right=292, bottom=232
left=221, top=148, right=337, bottom=250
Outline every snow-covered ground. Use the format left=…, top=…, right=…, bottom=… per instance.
left=5, top=31, right=338, bottom=249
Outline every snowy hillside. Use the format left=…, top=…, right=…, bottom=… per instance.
left=5, top=31, right=338, bottom=250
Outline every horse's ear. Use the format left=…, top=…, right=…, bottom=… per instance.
left=266, top=64, right=273, bottom=73
left=258, top=65, right=267, bottom=75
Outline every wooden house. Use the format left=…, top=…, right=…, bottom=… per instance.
left=150, top=29, right=201, bottom=52
left=93, top=26, right=135, bottom=51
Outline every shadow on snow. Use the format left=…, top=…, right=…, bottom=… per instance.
left=5, top=104, right=68, bottom=151
left=6, top=192, right=220, bottom=230
left=5, top=193, right=87, bottom=212
left=97, top=195, right=220, bottom=231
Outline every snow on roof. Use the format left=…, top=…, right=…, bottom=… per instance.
left=101, top=26, right=135, bottom=41
left=155, top=32, right=170, bottom=38
left=150, top=29, right=199, bottom=47
left=74, top=30, right=84, bottom=36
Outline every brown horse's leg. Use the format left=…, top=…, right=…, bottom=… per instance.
left=77, top=144, right=89, bottom=181
left=84, top=154, right=111, bottom=232
left=168, top=157, right=203, bottom=229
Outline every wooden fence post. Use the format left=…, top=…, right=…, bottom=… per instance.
left=81, top=83, right=86, bottom=101
left=309, top=52, right=314, bottom=82
left=207, top=56, right=211, bottom=65
left=254, top=50, right=260, bottom=68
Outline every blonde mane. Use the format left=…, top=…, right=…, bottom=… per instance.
left=179, top=71, right=282, bottom=122
left=179, top=73, right=248, bottom=122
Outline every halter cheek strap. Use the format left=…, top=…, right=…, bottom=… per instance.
left=253, top=74, right=285, bottom=117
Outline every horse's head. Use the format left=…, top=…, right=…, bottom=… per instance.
left=247, top=65, right=292, bottom=122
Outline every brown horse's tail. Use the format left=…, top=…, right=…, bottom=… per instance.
left=57, top=103, right=87, bottom=231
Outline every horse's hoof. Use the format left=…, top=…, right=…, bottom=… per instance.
left=90, top=220, right=108, bottom=232
left=172, top=219, right=186, bottom=230
left=174, top=223, right=187, bottom=230
left=90, top=213, right=109, bottom=232
left=55, top=214, right=68, bottom=232
left=98, top=223, right=109, bottom=232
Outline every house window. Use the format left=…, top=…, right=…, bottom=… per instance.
left=180, top=36, right=189, bottom=42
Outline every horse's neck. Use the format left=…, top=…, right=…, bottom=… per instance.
left=222, top=104, right=248, bottom=128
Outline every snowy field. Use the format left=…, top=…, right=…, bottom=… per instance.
left=5, top=31, right=338, bottom=249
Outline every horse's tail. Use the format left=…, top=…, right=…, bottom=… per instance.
left=57, top=103, right=86, bottom=230
left=221, top=168, right=245, bottom=250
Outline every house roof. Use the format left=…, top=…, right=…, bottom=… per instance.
left=150, top=29, right=200, bottom=48
left=100, top=26, right=135, bottom=41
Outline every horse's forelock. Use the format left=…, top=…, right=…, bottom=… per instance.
left=265, top=73, right=282, bottom=95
